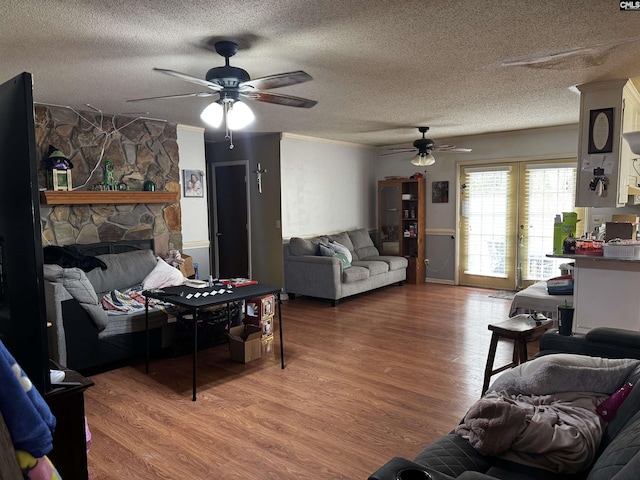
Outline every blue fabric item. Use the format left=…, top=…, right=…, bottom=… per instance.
left=316, top=243, right=336, bottom=257
left=0, top=340, right=56, bottom=458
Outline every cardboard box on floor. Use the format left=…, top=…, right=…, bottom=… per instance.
left=179, top=254, right=196, bottom=278
left=228, top=325, right=262, bottom=363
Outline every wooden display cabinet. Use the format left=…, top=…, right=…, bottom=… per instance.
left=377, top=178, right=426, bottom=284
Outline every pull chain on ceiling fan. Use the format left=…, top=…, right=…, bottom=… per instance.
left=127, top=40, right=317, bottom=149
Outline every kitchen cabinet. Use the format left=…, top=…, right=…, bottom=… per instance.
left=575, top=79, right=640, bottom=207
left=548, top=253, right=640, bottom=334
left=572, top=256, right=640, bottom=334
left=378, top=178, right=426, bottom=284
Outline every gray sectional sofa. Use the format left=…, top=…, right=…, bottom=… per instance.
left=44, top=242, right=173, bottom=372
left=283, top=228, right=407, bottom=306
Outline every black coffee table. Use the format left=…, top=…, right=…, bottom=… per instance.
left=144, top=283, right=283, bottom=400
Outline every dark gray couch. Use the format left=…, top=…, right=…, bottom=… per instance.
left=370, top=327, right=640, bottom=480
left=283, top=228, right=407, bottom=306
left=44, top=244, right=173, bottom=372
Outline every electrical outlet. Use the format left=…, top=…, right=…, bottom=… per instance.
left=424, top=258, right=429, bottom=265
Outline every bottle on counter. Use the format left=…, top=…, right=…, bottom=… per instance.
left=562, top=233, right=576, bottom=255
left=553, top=214, right=563, bottom=255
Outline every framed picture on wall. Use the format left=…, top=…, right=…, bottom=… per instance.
left=432, top=181, right=449, bottom=203
left=183, top=170, right=204, bottom=197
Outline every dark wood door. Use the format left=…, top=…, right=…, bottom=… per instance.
left=211, top=163, right=249, bottom=278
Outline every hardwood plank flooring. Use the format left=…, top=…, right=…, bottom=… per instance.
left=84, top=283, right=525, bottom=479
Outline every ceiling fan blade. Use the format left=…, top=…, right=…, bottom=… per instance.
left=379, top=149, right=415, bottom=156
left=239, top=71, right=313, bottom=91
left=127, top=92, right=218, bottom=103
left=433, top=146, right=472, bottom=153
left=243, top=91, right=317, bottom=108
left=153, top=68, right=223, bottom=91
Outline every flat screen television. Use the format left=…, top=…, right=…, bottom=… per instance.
left=0, top=72, right=50, bottom=393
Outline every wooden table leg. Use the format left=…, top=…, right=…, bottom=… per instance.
left=482, top=332, right=499, bottom=396
left=516, top=338, right=528, bottom=366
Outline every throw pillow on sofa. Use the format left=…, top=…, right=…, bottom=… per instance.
left=142, top=258, right=185, bottom=290
left=334, top=253, right=351, bottom=269
left=330, top=241, right=352, bottom=262
left=328, top=232, right=355, bottom=254
left=316, top=243, right=336, bottom=257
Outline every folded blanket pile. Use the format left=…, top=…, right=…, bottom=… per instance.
left=456, top=390, right=606, bottom=473
left=43, top=263, right=109, bottom=331
left=457, top=354, right=640, bottom=474
left=101, top=287, right=173, bottom=314
left=455, top=392, right=527, bottom=455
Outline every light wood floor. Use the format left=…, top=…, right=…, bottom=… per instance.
left=84, top=283, right=522, bottom=479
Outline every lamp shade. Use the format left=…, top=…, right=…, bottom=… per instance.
left=410, top=152, right=436, bottom=166
left=227, top=101, right=255, bottom=130
left=200, top=102, right=223, bottom=128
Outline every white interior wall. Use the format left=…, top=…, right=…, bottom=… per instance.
left=175, top=125, right=585, bottom=282
left=177, top=124, right=210, bottom=278
left=280, top=134, right=377, bottom=239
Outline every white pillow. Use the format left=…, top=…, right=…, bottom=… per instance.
left=330, top=240, right=352, bottom=262
left=142, top=257, right=185, bottom=290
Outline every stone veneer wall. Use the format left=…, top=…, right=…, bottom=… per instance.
left=35, top=105, right=182, bottom=254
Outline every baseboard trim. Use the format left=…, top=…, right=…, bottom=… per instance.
left=182, top=240, right=210, bottom=249
left=425, top=278, right=455, bottom=285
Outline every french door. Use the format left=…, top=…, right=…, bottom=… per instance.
left=458, top=159, right=581, bottom=290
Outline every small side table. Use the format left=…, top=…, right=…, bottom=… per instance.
left=481, top=315, right=553, bottom=395
left=45, top=367, right=94, bottom=480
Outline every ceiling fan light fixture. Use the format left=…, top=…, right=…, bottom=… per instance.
left=200, top=101, right=223, bottom=128
left=227, top=101, right=255, bottom=130
left=410, top=151, right=435, bottom=166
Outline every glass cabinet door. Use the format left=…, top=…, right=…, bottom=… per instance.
left=379, top=184, right=400, bottom=255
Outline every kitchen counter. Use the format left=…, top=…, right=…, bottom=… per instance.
left=547, top=253, right=640, bottom=264
left=547, top=253, right=640, bottom=334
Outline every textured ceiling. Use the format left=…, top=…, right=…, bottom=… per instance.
left=3, top=1, right=640, bottom=149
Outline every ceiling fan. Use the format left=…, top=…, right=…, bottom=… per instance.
left=127, top=40, right=317, bottom=147
left=382, top=127, right=471, bottom=166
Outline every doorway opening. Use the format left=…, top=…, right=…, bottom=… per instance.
left=208, top=161, right=252, bottom=279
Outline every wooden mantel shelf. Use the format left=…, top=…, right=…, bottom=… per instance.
left=40, top=190, right=179, bottom=205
